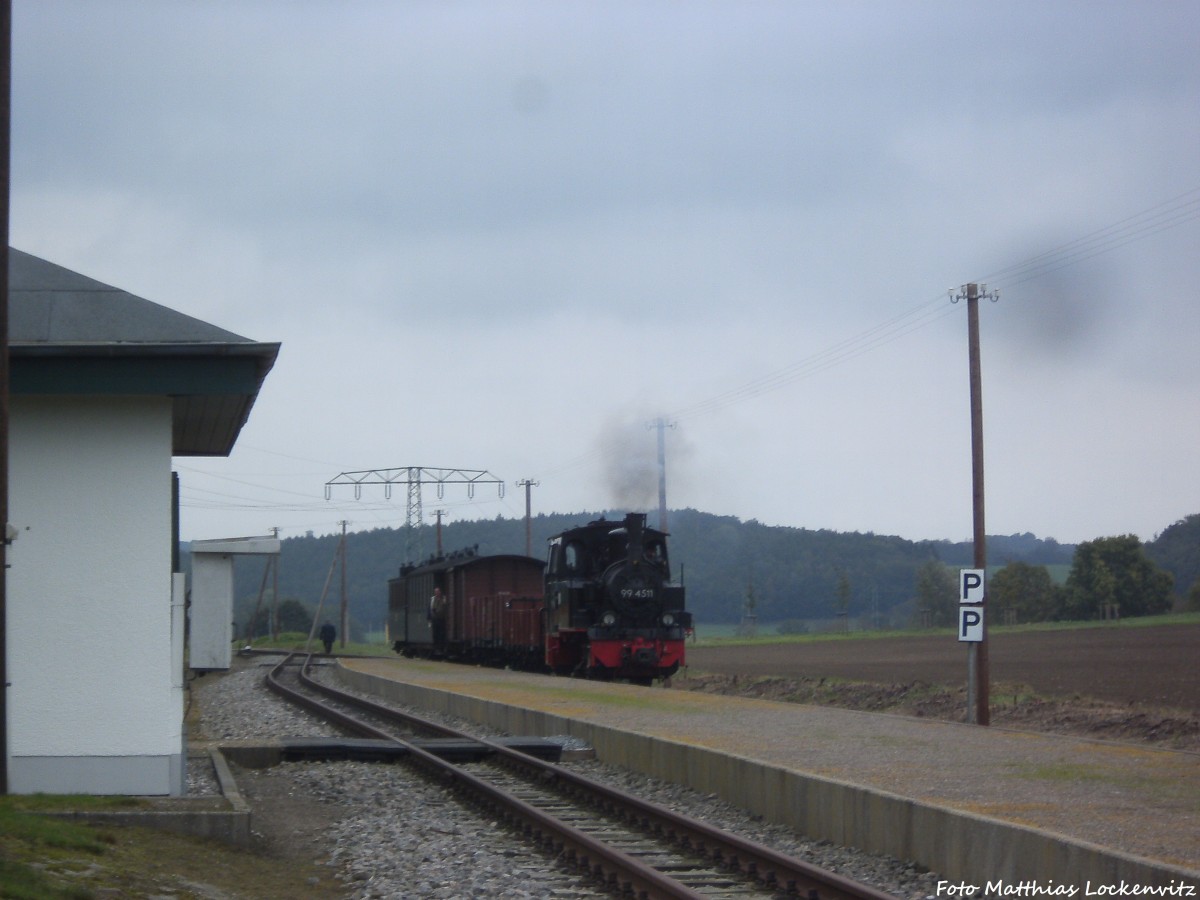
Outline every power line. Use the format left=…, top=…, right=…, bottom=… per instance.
left=521, top=186, right=1200, bottom=487
left=182, top=186, right=1200, bottom=515
left=174, top=463, right=327, bottom=501
left=670, top=295, right=954, bottom=423
left=983, top=187, right=1200, bottom=287
left=674, top=188, right=1200, bottom=425
left=324, top=467, right=505, bottom=563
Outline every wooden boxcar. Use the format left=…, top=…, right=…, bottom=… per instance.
left=388, top=550, right=545, bottom=668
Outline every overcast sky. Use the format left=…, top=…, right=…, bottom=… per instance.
left=12, top=1, right=1200, bottom=548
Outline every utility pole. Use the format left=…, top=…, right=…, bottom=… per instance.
left=269, top=526, right=279, bottom=640
left=1, top=0, right=13, bottom=796
left=516, top=479, right=538, bottom=556
left=648, top=417, right=675, bottom=532
left=952, top=281, right=998, bottom=725
left=338, top=520, right=348, bottom=648
left=325, top=467, right=503, bottom=565
left=433, top=509, right=444, bottom=557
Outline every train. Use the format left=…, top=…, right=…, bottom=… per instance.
left=388, top=512, right=691, bottom=683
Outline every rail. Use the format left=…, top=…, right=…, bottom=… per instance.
left=266, top=652, right=894, bottom=900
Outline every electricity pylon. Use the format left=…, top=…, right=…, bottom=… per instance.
left=325, top=467, right=504, bottom=564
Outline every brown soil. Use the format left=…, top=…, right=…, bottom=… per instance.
left=677, top=622, right=1200, bottom=750
left=223, top=763, right=349, bottom=899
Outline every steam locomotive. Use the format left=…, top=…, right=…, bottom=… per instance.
left=388, top=512, right=691, bottom=683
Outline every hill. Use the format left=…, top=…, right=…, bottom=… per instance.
left=209, top=509, right=1108, bottom=637
left=1146, top=513, right=1200, bottom=599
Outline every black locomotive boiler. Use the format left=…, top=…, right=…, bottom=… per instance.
left=388, top=512, right=691, bottom=683
left=543, top=512, right=690, bottom=682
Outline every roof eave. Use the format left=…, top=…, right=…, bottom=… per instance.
left=10, top=342, right=280, bottom=456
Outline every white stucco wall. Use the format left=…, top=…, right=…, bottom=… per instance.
left=190, top=552, right=234, bottom=669
left=7, top=394, right=180, bottom=794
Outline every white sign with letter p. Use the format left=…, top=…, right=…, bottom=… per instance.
left=959, top=569, right=985, bottom=604
left=959, top=606, right=984, bottom=642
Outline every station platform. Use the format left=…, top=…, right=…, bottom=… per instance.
left=338, top=656, right=1199, bottom=891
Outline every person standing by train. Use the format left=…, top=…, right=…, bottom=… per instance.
left=429, top=587, right=448, bottom=646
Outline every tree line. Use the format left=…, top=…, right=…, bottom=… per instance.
left=204, top=509, right=1199, bottom=640
left=915, top=532, right=1188, bottom=628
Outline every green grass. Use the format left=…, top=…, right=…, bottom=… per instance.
left=1006, top=762, right=1194, bottom=806
left=240, top=632, right=388, bottom=656
left=0, top=859, right=91, bottom=900
left=0, top=796, right=129, bottom=899
left=501, top=682, right=688, bottom=710
left=2, top=795, right=146, bottom=814
left=243, top=612, right=1200, bottom=652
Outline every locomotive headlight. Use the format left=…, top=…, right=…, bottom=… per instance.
left=601, top=611, right=617, bottom=627
left=661, top=613, right=675, bottom=627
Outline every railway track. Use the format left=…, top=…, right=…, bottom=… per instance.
left=263, top=652, right=897, bottom=900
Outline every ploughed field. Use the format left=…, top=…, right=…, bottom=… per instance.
left=677, top=622, right=1200, bottom=748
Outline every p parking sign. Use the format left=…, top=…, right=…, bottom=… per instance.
left=959, top=569, right=985, bottom=604
left=959, top=606, right=984, bottom=642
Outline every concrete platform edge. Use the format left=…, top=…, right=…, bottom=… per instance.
left=45, top=748, right=252, bottom=846
left=335, top=665, right=1200, bottom=888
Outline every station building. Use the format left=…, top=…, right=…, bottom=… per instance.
left=6, top=247, right=279, bottom=795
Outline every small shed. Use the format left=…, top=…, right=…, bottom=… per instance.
left=6, top=248, right=279, bottom=795
left=189, top=534, right=281, bottom=670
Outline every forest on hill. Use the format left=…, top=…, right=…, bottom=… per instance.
left=208, top=509, right=1199, bottom=640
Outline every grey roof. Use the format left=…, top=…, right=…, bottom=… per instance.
left=8, top=247, right=280, bottom=456
left=10, top=248, right=250, bottom=344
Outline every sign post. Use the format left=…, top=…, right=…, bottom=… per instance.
left=959, top=567, right=986, bottom=720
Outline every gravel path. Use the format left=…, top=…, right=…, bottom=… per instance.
left=190, top=658, right=942, bottom=898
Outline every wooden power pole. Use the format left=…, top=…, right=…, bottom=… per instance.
left=1, top=0, right=12, bottom=794
left=953, top=281, right=998, bottom=725
left=517, top=479, right=538, bottom=557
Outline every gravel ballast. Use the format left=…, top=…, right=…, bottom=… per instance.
left=191, top=659, right=943, bottom=898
